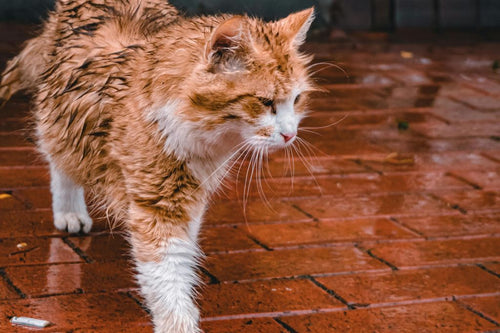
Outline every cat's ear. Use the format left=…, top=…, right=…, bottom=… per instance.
left=208, top=16, right=245, bottom=55
left=277, top=7, right=315, bottom=47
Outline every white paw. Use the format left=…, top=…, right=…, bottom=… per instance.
left=54, top=212, right=93, bottom=233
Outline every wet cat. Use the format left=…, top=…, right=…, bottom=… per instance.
left=0, top=1, right=315, bottom=332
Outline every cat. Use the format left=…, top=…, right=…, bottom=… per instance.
left=0, top=1, right=315, bottom=332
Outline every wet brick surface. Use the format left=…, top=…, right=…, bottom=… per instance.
left=1, top=25, right=499, bottom=331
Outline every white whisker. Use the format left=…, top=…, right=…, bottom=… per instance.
left=291, top=141, right=323, bottom=196
left=192, top=140, right=251, bottom=194
left=300, top=114, right=348, bottom=131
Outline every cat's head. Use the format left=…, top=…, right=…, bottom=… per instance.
left=179, top=8, right=316, bottom=156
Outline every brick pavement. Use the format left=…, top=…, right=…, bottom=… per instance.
left=0, top=24, right=499, bottom=332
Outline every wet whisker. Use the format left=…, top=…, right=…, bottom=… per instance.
left=300, top=114, right=348, bottom=131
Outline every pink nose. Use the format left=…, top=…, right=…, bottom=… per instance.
left=281, top=132, right=296, bottom=143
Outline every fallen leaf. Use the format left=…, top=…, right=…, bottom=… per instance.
left=0, top=193, right=12, bottom=200
left=493, top=60, right=499, bottom=71
left=398, top=120, right=409, bottom=130
left=17, top=242, right=28, bottom=250
left=384, top=152, right=415, bottom=165
left=400, top=51, right=414, bottom=59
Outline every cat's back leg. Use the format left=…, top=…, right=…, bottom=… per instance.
left=49, top=162, right=92, bottom=233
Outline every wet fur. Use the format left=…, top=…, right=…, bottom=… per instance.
left=0, top=1, right=315, bottom=331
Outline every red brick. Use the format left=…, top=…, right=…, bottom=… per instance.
left=430, top=97, right=500, bottom=123
left=369, top=237, right=500, bottom=268
left=0, top=237, right=82, bottom=267
left=482, top=262, right=500, bottom=275
left=385, top=68, right=434, bottom=85
left=2, top=25, right=500, bottom=333
left=0, top=279, right=18, bottom=300
left=6, top=261, right=136, bottom=297
left=360, top=152, right=498, bottom=173
left=290, top=193, right=455, bottom=220
left=305, top=139, right=389, bottom=157
left=0, top=100, right=30, bottom=118
left=0, top=187, right=51, bottom=211
left=302, top=110, right=442, bottom=130
left=205, top=199, right=310, bottom=226
left=459, top=76, right=500, bottom=96
left=0, top=192, right=26, bottom=211
left=0, top=167, right=49, bottom=188
left=379, top=137, right=500, bottom=154
left=226, top=172, right=470, bottom=200
left=73, top=324, right=153, bottom=333
left=412, top=121, right=500, bottom=139
left=0, top=118, right=26, bottom=132
left=245, top=218, right=417, bottom=248
left=279, top=302, right=498, bottom=332
left=452, top=169, right=500, bottom=190
left=396, top=214, right=500, bottom=237
left=202, top=318, right=285, bottom=333
left=0, top=209, right=57, bottom=238
left=317, top=266, right=500, bottom=306
left=264, top=157, right=368, bottom=176
left=436, top=190, right=499, bottom=212
left=200, top=279, right=342, bottom=317
left=444, top=86, right=500, bottom=110
left=68, top=234, right=131, bottom=262
left=0, top=136, right=33, bottom=148
left=0, top=150, right=44, bottom=166
left=205, top=246, right=388, bottom=282
left=200, top=226, right=262, bottom=253
left=460, top=296, right=500, bottom=322
left=0, top=293, right=149, bottom=332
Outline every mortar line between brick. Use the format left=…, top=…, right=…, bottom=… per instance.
left=355, top=244, right=398, bottom=271
left=290, top=204, right=319, bottom=222
left=273, top=318, right=298, bottom=333
left=481, top=152, right=500, bottom=164
left=389, top=217, right=426, bottom=237
left=245, top=234, right=273, bottom=251
left=346, top=294, right=500, bottom=311
left=447, top=95, right=490, bottom=112
left=198, top=266, right=220, bottom=285
left=476, top=264, right=500, bottom=279
left=307, top=275, right=355, bottom=309
left=0, top=165, right=47, bottom=170
left=0, top=267, right=26, bottom=298
left=446, top=171, right=482, bottom=190
left=460, top=82, right=499, bottom=98
left=426, top=192, right=468, bottom=215
left=0, top=147, right=36, bottom=152
left=125, top=290, right=151, bottom=315
left=279, top=188, right=476, bottom=202
left=202, top=307, right=349, bottom=322
left=204, top=210, right=464, bottom=228
left=456, top=299, right=500, bottom=327
left=62, top=237, right=94, bottom=263
left=352, top=158, right=383, bottom=175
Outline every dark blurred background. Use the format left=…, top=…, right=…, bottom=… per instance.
left=0, top=0, right=499, bottom=31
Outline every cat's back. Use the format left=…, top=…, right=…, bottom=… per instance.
left=36, top=0, right=179, bottom=124
left=34, top=0, right=179, bottom=185
left=46, top=0, right=178, bottom=60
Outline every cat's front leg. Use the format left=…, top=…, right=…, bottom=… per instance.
left=130, top=205, right=202, bottom=333
left=49, top=162, right=93, bottom=233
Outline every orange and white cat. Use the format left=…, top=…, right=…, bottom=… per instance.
left=0, top=1, right=315, bottom=332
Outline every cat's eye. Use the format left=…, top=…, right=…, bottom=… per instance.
left=294, top=94, right=302, bottom=105
left=259, top=97, right=273, bottom=107
left=259, top=97, right=276, bottom=114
